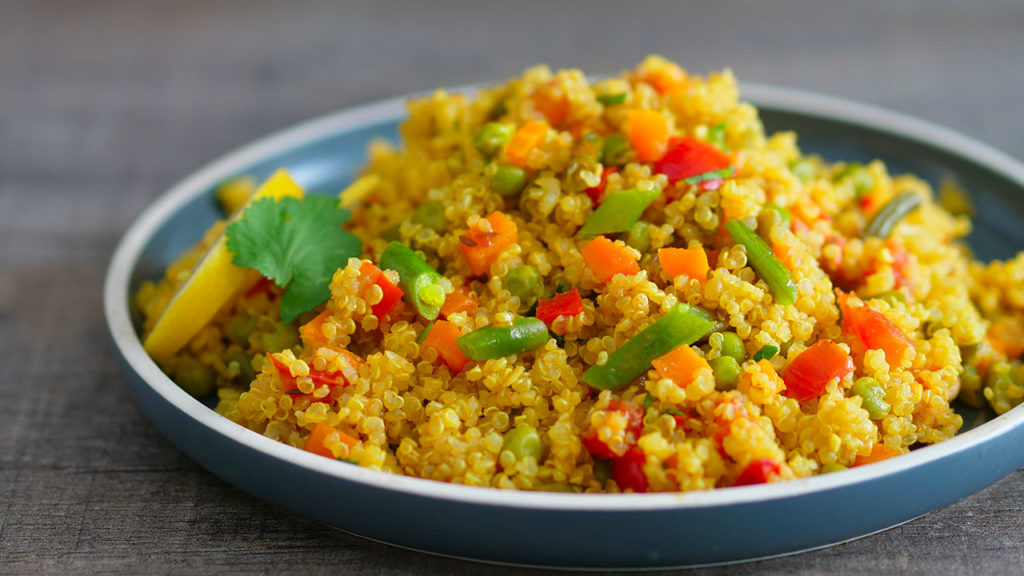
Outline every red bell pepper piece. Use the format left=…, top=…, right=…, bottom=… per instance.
left=782, top=339, right=854, bottom=402
left=654, top=137, right=732, bottom=185
left=734, top=458, right=781, bottom=486
left=535, top=287, right=584, bottom=326
left=360, top=262, right=404, bottom=318
left=581, top=400, right=643, bottom=459
left=612, top=447, right=649, bottom=493
left=584, top=167, right=619, bottom=205
left=838, top=293, right=913, bottom=366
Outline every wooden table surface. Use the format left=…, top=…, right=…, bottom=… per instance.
left=3, top=1, right=1023, bottom=573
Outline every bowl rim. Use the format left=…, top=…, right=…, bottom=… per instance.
left=104, top=81, right=1024, bottom=512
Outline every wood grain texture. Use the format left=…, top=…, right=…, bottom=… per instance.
left=2, top=1, right=1023, bottom=573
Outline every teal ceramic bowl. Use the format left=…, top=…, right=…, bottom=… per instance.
left=104, top=83, right=1024, bottom=569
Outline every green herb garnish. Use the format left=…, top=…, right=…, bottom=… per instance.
left=226, top=195, right=362, bottom=323
left=753, top=344, right=779, bottom=362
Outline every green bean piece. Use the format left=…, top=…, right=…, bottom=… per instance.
left=227, top=313, right=257, bottom=346
left=502, top=425, right=543, bottom=461
left=708, top=122, right=727, bottom=150
left=821, top=463, right=847, bottom=474
left=851, top=377, right=891, bottom=420
left=725, top=219, right=797, bottom=306
left=864, top=191, right=923, bottom=239
left=602, top=134, right=629, bottom=166
left=503, top=265, right=545, bottom=311
left=174, top=357, right=216, bottom=398
left=456, top=316, right=550, bottom=361
left=710, top=356, right=741, bottom=391
left=753, top=344, right=779, bottom=362
left=473, top=122, right=513, bottom=157
left=581, top=304, right=716, bottom=390
left=224, top=349, right=256, bottom=383
left=411, top=201, right=446, bottom=231
left=683, top=166, right=735, bottom=186
left=490, top=164, right=528, bottom=196
left=597, top=92, right=628, bottom=106
left=764, top=204, right=793, bottom=228
left=380, top=242, right=447, bottom=320
left=643, top=394, right=656, bottom=412
left=578, top=187, right=660, bottom=237
left=719, top=332, right=746, bottom=362
left=262, top=322, right=299, bottom=352
left=625, top=221, right=651, bottom=253
left=416, top=321, right=435, bottom=344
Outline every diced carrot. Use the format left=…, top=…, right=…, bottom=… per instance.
left=532, top=82, right=569, bottom=127
left=782, top=340, right=855, bottom=402
left=581, top=236, right=640, bottom=284
left=652, top=344, right=710, bottom=387
left=987, top=318, right=1024, bottom=358
left=439, top=285, right=479, bottom=319
left=304, top=421, right=359, bottom=459
left=459, top=211, right=519, bottom=276
left=639, top=62, right=688, bottom=94
left=300, top=309, right=333, bottom=346
left=853, top=443, right=902, bottom=467
left=837, top=291, right=914, bottom=366
left=505, top=120, right=548, bottom=167
left=659, top=246, right=710, bottom=284
left=628, top=109, right=670, bottom=163
left=422, top=319, right=470, bottom=373
left=772, top=241, right=796, bottom=272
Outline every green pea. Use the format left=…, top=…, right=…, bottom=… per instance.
left=502, top=425, right=543, bottom=461
left=411, top=201, right=446, bottom=231
left=851, top=377, right=891, bottom=420
left=624, top=221, right=651, bottom=253
left=227, top=313, right=257, bottom=347
left=710, top=356, right=741, bottom=391
left=224, top=349, right=255, bottom=384
left=262, top=322, right=299, bottom=352
left=984, top=362, right=1024, bottom=414
left=174, top=357, right=216, bottom=398
left=594, top=458, right=613, bottom=484
left=834, top=163, right=874, bottom=197
left=491, top=164, right=528, bottom=196
left=504, top=265, right=545, bottom=311
left=602, top=134, right=629, bottom=166
left=719, top=332, right=746, bottom=362
left=821, top=463, right=847, bottom=474
left=473, top=122, right=513, bottom=157
left=789, top=158, right=815, bottom=182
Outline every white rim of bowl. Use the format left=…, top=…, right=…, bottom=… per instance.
left=105, top=82, right=1024, bottom=512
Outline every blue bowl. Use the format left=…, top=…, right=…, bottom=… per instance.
left=104, top=84, right=1024, bottom=569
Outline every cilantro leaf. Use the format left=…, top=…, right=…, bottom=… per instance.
left=225, top=195, right=362, bottom=323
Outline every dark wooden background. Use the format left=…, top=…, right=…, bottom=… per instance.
left=3, top=1, right=1023, bottom=573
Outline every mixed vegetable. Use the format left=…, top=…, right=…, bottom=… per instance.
left=139, top=58, right=1023, bottom=494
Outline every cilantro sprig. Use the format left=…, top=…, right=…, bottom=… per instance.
left=226, top=195, right=362, bottom=322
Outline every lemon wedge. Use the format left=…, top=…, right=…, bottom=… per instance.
left=143, top=169, right=304, bottom=361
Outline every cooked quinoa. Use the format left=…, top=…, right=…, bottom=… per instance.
left=137, top=56, right=1024, bottom=492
